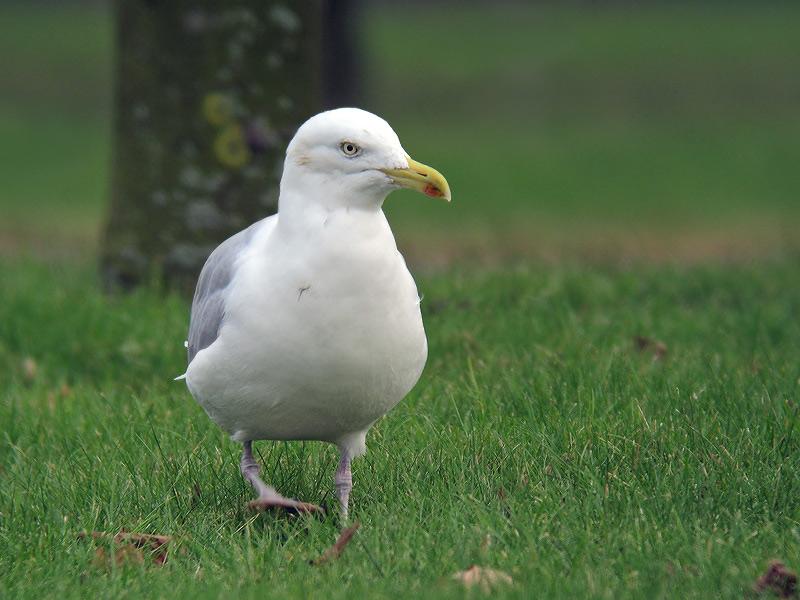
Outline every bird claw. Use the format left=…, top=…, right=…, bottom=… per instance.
left=248, top=497, right=324, bottom=516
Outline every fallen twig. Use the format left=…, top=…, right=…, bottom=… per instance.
left=310, top=522, right=360, bottom=566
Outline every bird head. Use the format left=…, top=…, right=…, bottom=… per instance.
left=282, top=108, right=451, bottom=210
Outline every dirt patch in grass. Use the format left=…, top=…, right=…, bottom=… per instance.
left=2, top=217, right=797, bottom=269
left=0, top=225, right=97, bottom=263
left=399, top=218, right=800, bottom=270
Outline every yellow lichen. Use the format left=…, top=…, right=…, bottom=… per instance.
left=214, top=124, right=250, bottom=169
left=202, top=93, right=234, bottom=126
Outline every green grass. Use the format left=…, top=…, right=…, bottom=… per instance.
left=1, top=259, right=799, bottom=598
left=368, top=3, right=800, bottom=241
left=2, top=3, right=800, bottom=598
left=2, top=3, right=800, bottom=257
left=0, top=3, right=111, bottom=241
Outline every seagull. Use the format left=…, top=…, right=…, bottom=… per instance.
left=182, top=108, right=450, bottom=518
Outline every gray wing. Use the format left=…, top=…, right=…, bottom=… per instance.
left=187, top=219, right=265, bottom=364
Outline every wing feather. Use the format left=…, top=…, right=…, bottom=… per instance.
left=186, top=218, right=266, bottom=364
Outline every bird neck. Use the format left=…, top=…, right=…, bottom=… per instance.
left=277, top=163, right=389, bottom=221
left=275, top=163, right=394, bottom=243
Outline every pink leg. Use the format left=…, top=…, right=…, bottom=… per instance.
left=334, top=451, right=353, bottom=520
left=240, top=441, right=322, bottom=514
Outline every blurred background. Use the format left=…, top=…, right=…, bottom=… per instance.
left=1, top=0, right=799, bottom=270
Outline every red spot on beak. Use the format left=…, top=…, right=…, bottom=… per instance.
left=424, top=184, right=443, bottom=198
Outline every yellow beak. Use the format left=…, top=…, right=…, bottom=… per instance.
left=381, top=155, right=451, bottom=202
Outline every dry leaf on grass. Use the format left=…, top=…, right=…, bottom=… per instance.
left=452, top=565, right=513, bottom=592
left=191, top=482, right=202, bottom=507
left=754, top=561, right=797, bottom=598
left=21, top=357, right=37, bottom=383
left=633, top=335, right=668, bottom=360
left=310, top=522, right=360, bottom=566
left=79, top=530, right=172, bottom=566
left=92, top=545, right=146, bottom=568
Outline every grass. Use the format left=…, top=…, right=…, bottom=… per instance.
left=2, top=3, right=800, bottom=259
left=2, top=2, right=800, bottom=598
left=367, top=2, right=800, bottom=248
left=1, top=259, right=799, bottom=598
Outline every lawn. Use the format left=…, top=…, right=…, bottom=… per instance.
left=2, top=1, right=800, bottom=598
left=1, top=260, right=799, bottom=598
left=2, top=3, right=800, bottom=260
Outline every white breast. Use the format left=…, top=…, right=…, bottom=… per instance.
left=185, top=208, right=427, bottom=452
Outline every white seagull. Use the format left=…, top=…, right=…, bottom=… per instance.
left=182, top=108, right=450, bottom=517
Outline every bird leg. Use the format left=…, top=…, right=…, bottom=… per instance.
left=334, top=451, right=353, bottom=520
left=240, top=441, right=322, bottom=514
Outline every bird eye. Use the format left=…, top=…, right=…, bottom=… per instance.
left=340, top=141, right=360, bottom=157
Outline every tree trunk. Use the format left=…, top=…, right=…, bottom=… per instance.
left=322, top=0, right=361, bottom=109
left=101, top=1, right=323, bottom=293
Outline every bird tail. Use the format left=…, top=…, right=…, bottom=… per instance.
left=174, top=340, right=190, bottom=380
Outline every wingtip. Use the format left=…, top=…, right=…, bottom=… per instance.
left=174, top=373, right=187, bottom=381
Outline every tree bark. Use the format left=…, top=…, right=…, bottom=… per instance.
left=101, top=0, right=323, bottom=293
left=322, top=0, right=361, bottom=109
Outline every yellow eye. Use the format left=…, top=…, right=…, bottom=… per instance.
left=340, top=141, right=360, bottom=157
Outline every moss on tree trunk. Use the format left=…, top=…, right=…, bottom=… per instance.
left=101, top=1, right=322, bottom=293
